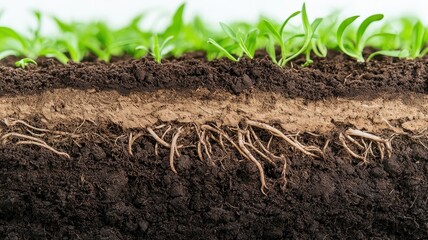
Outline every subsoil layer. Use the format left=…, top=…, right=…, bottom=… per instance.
left=0, top=122, right=427, bottom=239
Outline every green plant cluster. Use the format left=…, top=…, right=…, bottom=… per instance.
left=0, top=4, right=427, bottom=67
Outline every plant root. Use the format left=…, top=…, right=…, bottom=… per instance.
left=128, top=132, right=144, bottom=156
left=245, top=119, right=322, bottom=158
left=169, top=127, right=183, bottom=174
left=16, top=140, right=71, bottom=159
left=148, top=126, right=181, bottom=159
left=201, top=124, right=247, bottom=158
left=2, top=132, right=70, bottom=159
left=339, top=128, right=393, bottom=162
left=3, top=118, right=79, bottom=138
left=147, top=127, right=170, bottom=148
left=279, top=154, right=288, bottom=190
left=237, top=130, right=267, bottom=195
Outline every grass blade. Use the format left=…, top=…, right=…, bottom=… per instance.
left=279, top=11, right=301, bottom=35
left=262, top=20, right=282, bottom=44
left=410, top=21, right=425, bottom=58
left=356, top=14, right=384, bottom=48
left=337, top=15, right=359, bottom=55
left=207, top=38, right=238, bottom=61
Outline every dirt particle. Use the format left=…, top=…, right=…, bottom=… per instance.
left=383, top=156, right=403, bottom=176
left=370, top=167, right=387, bottom=178
left=170, top=182, right=186, bottom=197
left=104, top=170, right=128, bottom=201
left=206, top=207, right=235, bottom=223
left=139, top=220, right=149, bottom=232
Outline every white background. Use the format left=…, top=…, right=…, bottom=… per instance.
left=0, top=0, right=427, bottom=34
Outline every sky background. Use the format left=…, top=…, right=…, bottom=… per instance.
left=0, top=0, right=426, bottom=34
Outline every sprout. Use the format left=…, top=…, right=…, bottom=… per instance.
left=136, top=34, right=174, bottom=64
left=337, top=14, right=385, bottom=61
left=0, top=4, right=427, bottom=65
left=15, top=58, right=37, bottom=69
left=207, top=22, right=259, bottom=60
left=261, top=4, right=321, bottom=66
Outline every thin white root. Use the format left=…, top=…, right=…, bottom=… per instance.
left=148, top=127, right=180, bottom=157
left=345, top=128, right=393, bottom=158
left=193, top=124, right=205, bottom=162
left=244, top=142, right=276, bottom=166
left=200, top=130, right=213, bottom=164
left=339, top=133, right=366, bottom=162
left=237, top=130, right=267, bottom=195
left=245, top=120, right=321, bottom=158
left=128, top=133, right=133, bottom=155
left=128, top=132, right=144, bottom=156
left=201, top=125, right=246, bottom=158
left=345, top=134, right=365, bottom=150
left=249, top=127, right=281, bottom=164
left=16, top=140, right=70, bottom=159
left=322, top=139, right=330, bottom=155
left=280, top=154, right=287, bottom=190
left=3, top=118, right=79, bottom=138
left=1, top=132, right=46, bottom=144
left=169, top=127, right=183, bottom=174
left=147, top=127, right=170, bottom=148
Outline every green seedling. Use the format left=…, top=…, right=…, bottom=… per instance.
left=0, top=11, right=69, bottom=63
left=406, top=21, right=428, bottom=58
left=262, top=10, right=300, bottom=65
left=207, top=22, right=259, bottom=60
left=0, top=4, right=427, bottom=65
left=15, top=58, right=37, bottom=69
left=207, top=38, right=238, bottom=61
left=136, top=34, right=174, bottom=63
left=262, top=4, right=321, bottom=66
left=337, top=14, right=387, bottom=61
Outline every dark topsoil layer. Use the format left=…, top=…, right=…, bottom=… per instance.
left=1, top=52, right=427, bottom=99
left=1, top=124, right=427, bottom=239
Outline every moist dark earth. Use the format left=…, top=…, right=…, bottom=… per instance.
left=0, top=52, right=427, bottom=99
left=0, top=124, right=427, bottom=239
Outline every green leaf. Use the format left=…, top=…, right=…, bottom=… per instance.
left=15, top=58, right=37, bottom=69
left=53, top=17, right=75, bottom=32
left=366, top=32, right=396, bottom=43
left=262, top=20, right=282, bottom=44
left=164, top=3, right=185, bottom=36
left=32, top=10, right=43, bottom=40
left=279, top=11, right=301, bottom=35
left=160, top=36, right=174, bottom=51
left=410, top=21, right=425, bottom=58
left=356, top=14, right=384, bottom=52
left=152, top=34, right=161, bottom=63
left=367, top=49, right=409, bottom=61
left=39, top=48, right=69, bottom=64
left=265, top=35, right=277, bottom=64
left=0, top=27, right=27, bottom=50
left=207, top=38, right=238, bottom=62
left=246, top=29, right=259, bottom=58
left=220, top=22, right=237, bottom=41
left=312, top=40, right=327, bottom=57
left=283, top=4, right=321, bottom=65
left=311, top=18, right=323, bottom=32
left=337, top=15, right=359, bottom=56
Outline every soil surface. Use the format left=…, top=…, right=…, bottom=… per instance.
left=0, top=122, right=427, bottom=239
left=0, top=52, right=427, bottom=99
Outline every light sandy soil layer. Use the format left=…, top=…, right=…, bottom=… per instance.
left=0, top=88, right=427, bottom=134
